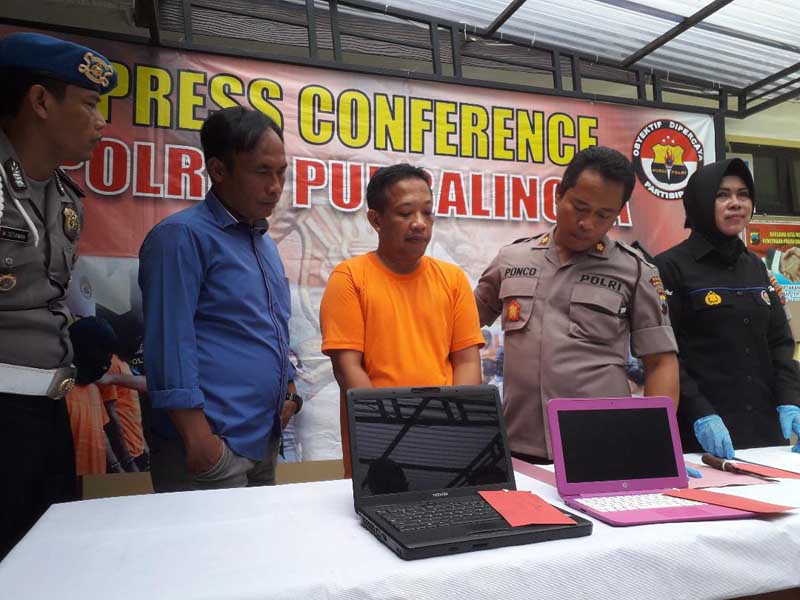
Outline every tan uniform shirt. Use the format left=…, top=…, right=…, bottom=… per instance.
left=475, top=227, right=677, bottom=458
left=0, top=130, right=84, bottom=369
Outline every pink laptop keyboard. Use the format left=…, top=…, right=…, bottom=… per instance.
left=574, top=493, right=703, bottom=513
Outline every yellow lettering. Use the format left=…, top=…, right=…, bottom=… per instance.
left=338, top=90, right=370, bottom=148
left=298, top=85, right=334, bottom=144
left=409, top=98, right=433, bottom=153
left=434, top=101, right=457, bottom=156
left=135, top=65, right=172, bottom=127
left=492, top=107, right=514, bottom=161
left=460, top=104, right=489, bottom=159
left=548, top=113, right=576, bottom=166
left=209, top=74, right=244, bottom=109
left=517, top=110, right=544, bottom=163
left=97, top=61, right=130, bottom=123
left=248, top=79, right=283, bottom=128
left=178, top=71, right=206, bottom=131
left=578, top=116, right=599, bottom=150
left=374, top=94, right=405, bottom=152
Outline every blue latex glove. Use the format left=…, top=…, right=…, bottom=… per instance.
left=685, top=464, right=703, bottom=479
left=694, top=415, right=735, bottom=459
left=777, top=405, right=800, bottom=453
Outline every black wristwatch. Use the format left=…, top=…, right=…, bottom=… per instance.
left=285, top=391, right=303, bottom=413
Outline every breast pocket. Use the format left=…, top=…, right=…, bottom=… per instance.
left=499, top=277, right=538, bottom=332
left=568, top=284, right=624, bottom=341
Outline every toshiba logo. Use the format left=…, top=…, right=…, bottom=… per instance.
left=432, top=492, right=449, bottom=497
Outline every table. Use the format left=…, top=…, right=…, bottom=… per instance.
left=1, top=447, right=799, bottom=600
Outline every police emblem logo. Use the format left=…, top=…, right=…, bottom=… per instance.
left=507, top=299, right=521, bottom=322
left=705, top=290, right=722, bottom=306
left=3, top=158, right=27, bottom=192
left=78, top=51, right=114, bottom=87
left=761, top=290, right=771, bottom=306
left=0, top=274, right=16, bottom=292
left=632, top=120, right=704, bottom=201
left=62, top=206, right=81, bottom=240
left=539, top=234, right=549, bottom=246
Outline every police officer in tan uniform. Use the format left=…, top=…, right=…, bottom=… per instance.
left=475, top=146, right=679, bottom=461
left=0, top=32, right=116, bottom=558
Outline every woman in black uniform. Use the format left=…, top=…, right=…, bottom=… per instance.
left=655, top=159, right=800, bottom=458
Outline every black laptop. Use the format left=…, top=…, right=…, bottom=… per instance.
left=346, top=385, right=592, bottom=560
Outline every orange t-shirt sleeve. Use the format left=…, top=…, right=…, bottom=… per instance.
left=450, top=269, right=485, bottom=353
left=98, top=355, right=123, bottom=402
left=320, top=265, right=365, bottom=354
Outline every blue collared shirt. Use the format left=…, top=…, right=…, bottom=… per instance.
left=139, top=191, right=293, bottom=460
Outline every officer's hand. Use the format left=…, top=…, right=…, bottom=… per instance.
left=693, top=415, right=735, bottom=459
left=186, top=431, right=224, bottom=474
left=281, top=398, right=300, bottom=430
left=777, top=405, right=800, bottom=453
left=685, top=464, right=703, bottom=479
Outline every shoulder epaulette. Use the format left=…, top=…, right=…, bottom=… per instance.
left=511, top=231, right=550, bottom=246
left=616, top=240, right=656, bottom=268
left=56, top=169, right=86, bottom=198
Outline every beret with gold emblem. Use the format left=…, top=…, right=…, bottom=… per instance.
left=0, top=32, right=117, bottom=94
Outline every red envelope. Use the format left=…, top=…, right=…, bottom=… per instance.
left=479, top=490, right=577, bottom=526
left=664, top=488, right=796, bottom=514
left=731, top=462, right=800, bottom=480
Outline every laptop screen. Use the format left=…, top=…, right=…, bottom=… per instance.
left=350, top=392, right=511, bottom=499
left=558, top=407, right=679, bottom=483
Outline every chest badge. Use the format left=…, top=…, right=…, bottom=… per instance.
left=0, top=274, right=17, bottom=292
left=506, top=299, right=521, bottom=322
left=3, top=158, right=26, bottom=192
left=761, top=290, right=771, bottom=306
left=705, top=290, right=722, bottom=306
left=539, top=234, right=549, bottom=246
left=62, top=206, right=81, bottom=241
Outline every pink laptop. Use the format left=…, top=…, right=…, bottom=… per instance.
left=547, top=397, right=755, bottom=526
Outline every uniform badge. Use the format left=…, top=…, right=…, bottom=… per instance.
left=761, top=290, right=771, bottom=306
left=62, top=206, right=81, bottom=241
left=705, top=290, right=722, bottom=306
left=79, top=52, right=114, bottom=88
left=539, top=234, right=549, bottom=246
left=3, top=158, right=27, bottom=192
left=595, top=241, right=605, bottom=253
left=769, top=275, right=787, bottom=305
left=0, top=274, right=17, bottom=292
left=659, top=293, right=669, bottom=314
left=507, top=299, right=521, bottom=322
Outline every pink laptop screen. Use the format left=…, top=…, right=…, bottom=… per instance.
left=548, top=397, right=688, bottom=496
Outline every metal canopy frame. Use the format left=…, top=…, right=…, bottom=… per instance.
left=151, top=0, right=797, bottom=121
left=5, top=0, right=799, bottom=128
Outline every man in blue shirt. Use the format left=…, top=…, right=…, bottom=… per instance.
left=139, top=107, right=300, bottom=490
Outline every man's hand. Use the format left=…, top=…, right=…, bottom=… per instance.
left=281, top=398, right=299, bottom=430
left=184, top=429, right=224, bottom=474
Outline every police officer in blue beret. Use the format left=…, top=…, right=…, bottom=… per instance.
left=0, top=32, right=117, bottom=559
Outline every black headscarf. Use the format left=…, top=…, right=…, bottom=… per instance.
left=682, top=158, right=755, bottom=263
left=69, top=316, right=118, bottom=385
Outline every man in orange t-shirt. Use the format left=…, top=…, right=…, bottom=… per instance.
left=65, top=383, right=109, bottom=476
left=97, top=355, right=148, bottom=471
left=320, top=164, right=484, bottom=476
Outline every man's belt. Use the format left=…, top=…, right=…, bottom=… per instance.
left=0, top=363, right=76, bottom=399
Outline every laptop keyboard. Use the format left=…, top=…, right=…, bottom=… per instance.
left=374, top=497, right=501, bottom=532
left=574, top=493, right=704, bottom=513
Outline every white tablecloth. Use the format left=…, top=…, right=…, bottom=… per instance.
left=1, top=448, right=799, bottom=600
